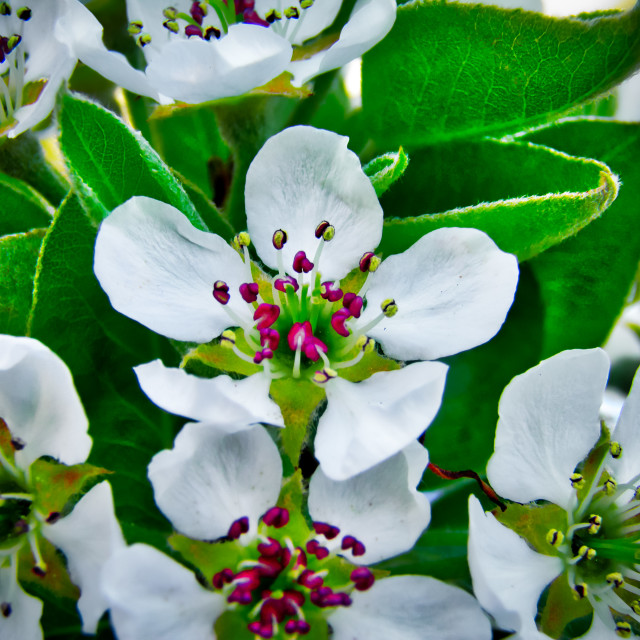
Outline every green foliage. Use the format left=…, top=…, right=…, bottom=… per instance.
left=363, top=147, right=410, bottom=197
left=362, top=1, right=640, bottom=146
left=0, top=173, right=52, bottom=236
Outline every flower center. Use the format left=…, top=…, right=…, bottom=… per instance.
left=545, top=441, right=640, bottom=637
left=211, top=506, right=374, bottom=638
left=212, top=225, right=396, bottom=385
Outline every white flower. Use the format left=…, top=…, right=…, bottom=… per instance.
left=60, top=0, right=396, bottom=104
left=102, top=422, right=491, bottom=640
left=94, top=125, right=518, bottom=480
left=0, top=1, right=77, bottom=138
left=468, top=349, right=640, bottom=639
left=0, top=335, right=125, bottom=638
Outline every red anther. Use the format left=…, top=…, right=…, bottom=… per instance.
left=302, top=335, right=327, bottom=363
left=298, top=569, right=324, bottom=590
left=272, top=229, right=288, bottom=250
left=274, top=276, right=299, bottom=293
left=260, top=598, right=286, bottom=623
left=313, top=522, right=340, bottom=540
left=297, top=621, right=311, bottom=634
left=248, top=621, right=274, bottom=638
left=306, top=540, right=329, bottom=560
left=233, top=569, right=260, bottom=591
left=341, top=535, right=366, bottom=556
left=213, top=280, right=230, bottom=304
left=288, top=322, right=311, bottom=351
left=262, top=506, right=289, bottom=528
left=257, top=538, right=282, bottom=557
left=190, top=1, right=205, bottom=23
left=293, top=251, right=314, bottom=274
left=260, top=328, right=280, bottom=351
left=294, top=549, right=307, bottom=569
left=280, top=546, right=292, bottom=568
left=343, top=293, right=363, bottom=318
left=320, top=281, right=343, bottom=302
left=331, top=307, right=351, bottom=337
left=228, top=516, right=249, bottom=539
left=351, top=567, right=375, bottom=591
left=212, top=568, right=235, bottom=589
left=253, top=349, right=274, bottom=364
left=254, top=303, right=280, bottom=330
left=285, top=620, right=298, bottom=634
left=184, top=24, right=203, bottom=37
left=239, top=282, right=259, bottom=303
left=310, top=586, right=333, bottom=606
left=256, top=557, right=283, bottom=578
left=284, top=589, right=305, bottom=608
left=359, top=251, right=376, bottom=272
left=322, top=592, right=351, bottom=607
left=315, top=220, right=331, bottom=239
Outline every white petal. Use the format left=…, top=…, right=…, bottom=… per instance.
left=94, top=196, right=249, bottom=343
left=329, top=575, right=491, bottom=640
left=43, top=482, right=126, bottom=634
left=145, top=25, right=291, bottom=104
left=289, top=0, right=396, bottom=86
left=468, top=496, right=563, bottom=635
left=0, top=565, right=43, bottom=640
left=56, top=0, right=160, bottom=100
left=487, top=349, right=608, bottom=510
left=610, top=365, right=640, bottom=486
left=148, top=423, right=282, bottom=540
left=245, top=126, right=383, bottom=281
left=134, top=361, right=284, bottom=427
left=102, top=544, right=224, bottom=640
left=315, top=361, right=447, bottom=480
left=308, top=442, right=430, bottom=564
left=362, top=227, right=518, bottom=361
left=0, top=335, right=91, bottom=469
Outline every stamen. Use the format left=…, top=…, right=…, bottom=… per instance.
left=213, top=280, right=230, bottom=304
left=314, top=221, right=335, bottom=242
left=320, top=281, right=343, bottom=302
left=284, top=6, right=300, bottom=19
left=163, top=19, right=179, bottom=33
left=228, top=516, right=250, bottom=540
left=588, top=514, right=603, bottom=534
left=204, top=25, right=221, bottom=40
left=343, top=293, right=363, bottom=318
left=128, top=20, right=143, bottom=35
left=313, top=522, right=340, bottom=540
left=184, top=24, right=202, bottom=37
left=265, top=9, right=282, bottom=22
left=331, top=308, right=351, bottom=337
left=0, top=3, right=11, bottom=16
left=260, top=328, right=280, bottom=351
left=28, top=532, right=47, bottom=576
left=381, top=298, right=398, bottom=317
left=615, top=621, right=632, bottom=638
left=359, top=252, right=381, bottom=273
left=571, top=473, right=585, bottom=490
left=293, top=251, right=313, bottom=274
left=606, top=572, right=624, bottom=589
left=573, top=582, right=588, bottom=599
left=254, top=304, right=280, bottom=330
left=262, top=507, right=289, bottom=528
left=273, top=229, right=287, bottom=250
left=275, top=276, right=298, bottom=293
left=350, top=567, right=375, bottom=591
left=240, top=282, right=260, bottom=303
left=546, top=529, right=564, bottom=547
left=306, top=540, right=329, bottom=560
left=0, top=602, right=11, bottom=617
left=610, top=441, right=623, bottom=458
left=341, top=535, right=365, bottom=557
left=16, top=6, right=30, bottom=20
left=163, top=6, right=178, bottom=19
left=232, top=231, right=251, bottom=252
left=137, top=33, right=152, bottom=46
left=212, top=568, right=234, bottom=589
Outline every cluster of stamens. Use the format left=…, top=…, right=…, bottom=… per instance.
left=212, top=506, right=374, bottom=638
left=212, top=223, right=397, bottom=385
left=545, top=440, right=640, bottom=637
left=0, top=3, right=33, bottom=127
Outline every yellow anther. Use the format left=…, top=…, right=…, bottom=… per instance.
left=362, top=337, right=375, bottom=354
left=312, top=368, right=337, bottom=384
left=615, top=621, right=632, bottom=638
left=265, top=9, right=281, bottom=22
left=198, top=2, right=208, bottom=14
left=16, top=6, right=30, bottom=20
left=610, top=441, right=622, bottom=459
left=284, top=6, right=300, bottom=18
left=137, top=33, right=152, bottom=47
left=272, top=229, right=287, bottom=250
left=163, top=20, right=179, bottom=33
left=603, top=478, right=617, bottom=496
left=570, top=473, right=585, bottom=490
left=631, top=600, right=640, bottom=615
left=232, top=232, right=251, bottom=251
left=128, top=20, right=143, bottom=35
left=220, top=330, right=236, bottom=348
left=163, top=6, right=177, bottom=19
left=300, top=0, right=314, bottom=7
left=368, top=255, right=381, bottom=272
left=546, top=529, right=564, bottom=547
left=573, top=583, right=588, bottom=600
left=587, top=514, right=602, bottom=535
left=578, top=545, right=596, bottom=560
left=381, top=298, right=398, bottom=318
left=606, top=572, right=624, bottom=589
left=0, top=3, right=11, bottom=16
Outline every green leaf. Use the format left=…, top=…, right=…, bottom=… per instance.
left=362, top=147, right=409, bottom=197
left=277, top=469, right=312, bottom=537
left=540, top=574, right=592, bottom=639
left=378, top=138, right=618, bottom=261
left=362, top=1, right=640, bottom=146
left=28, top=194, right=179, bottom=544
left=524, top=119, right=640, bottom=355
left=59, top=93, right=204, bottom=229
left=0, top=173, right=52, bottom=235
left=0, top=229, right=44, bottom=336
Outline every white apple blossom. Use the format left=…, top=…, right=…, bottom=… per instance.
left=102, top=422, right=491, bottom=640
left=468, top=349, right=640, bottom=639
left=59, top=0, right=396, bottom=105
left=0, top=335, right=125, bottom=639
left=94, top=125, right=518, bottom=480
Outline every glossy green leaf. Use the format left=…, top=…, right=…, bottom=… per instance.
left=379, top=138, right=618, bottom=261
left=363, top=147, right=409, bottom=197
left=0, top=229, right=44, bottom=336
left=524, top=119, right=640, bottom=355
left=362, top=1, right=640, bottom=146
left=59, top=93, right=203, bottom=228
left=28, top=194, right=179, bottom=544
left=0, top=173, right=52, bottom=235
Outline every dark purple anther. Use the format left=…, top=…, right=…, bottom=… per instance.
left=234, top=569, right=261, bottom=590
left=315, top=220, right=331, bottom=239
left=212, top=568, right=234, bottom=589
left=45, top=512, right=60, bottom=524
left=0, top=602, right=10, bottom=617
left=228, top=587, right=253, bottom=604
left=298, top=569, right=324, bottom=590
left=351, top=567, right=375, bottom=591
left=184, top=24, right=203, bottom=37
left=254, top=303, right=280, bottom=330
left=341, top=535, right=366, bottom=556
left=331, top=308, right=351, bottom=337
left=306, top=539, right=329, bottom=560
left=253, top=349, right=273, bottom=364
left=10, top=437, right=25, bottom=450
left=303, top=334, right=327, bottom=363
left=257, top=537, right=282, bottom=557
left=320, top=281, right=343, bottom=302
left=260, top=328, right=280, bottom=351
left=343, top=293, right=363, bottom=318
left=204, top=25, right=221, bottom=40
left=275, top=275, right=299, bottom=292
left=359, top=251, right=376, bottom=272
left=239, top=282, right=259, bottom=303
left=262, top=506, right=289, bottom=528
left=190, top=1, right=205, bottom=23
left=293, top=250, right=313, bottom=273
left=213, top=280, right=230, bottom=304
left=227, top=516, right=249, bottom=539
left=272, top=229, right=288, bottom=250
left=31, top=566, right=46, bottom=578
left=248, top=621, right=274, bottom=639
left=257, top=557, right=283, bottom=578
left=322, top=592, right=352, bottom=607
left=313, top=522, right=340, bottom=540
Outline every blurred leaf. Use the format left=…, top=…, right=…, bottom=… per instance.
left=379, top=138, right=618, bottom=261
left=363, top=1, right=640, bottom=146
left=0, top=173, right=52, bottom=235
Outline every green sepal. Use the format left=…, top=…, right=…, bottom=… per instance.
left=181, top=331, right=261, bottom=378
left=277, top=469, right=312, bottom=538
left=30, top=459, right=111, bottom=518
left=363, top=148, right=409, bottom=197
left=539, top=572, right=592, bottom=639
left=337, top=349, right=401, bottom=383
